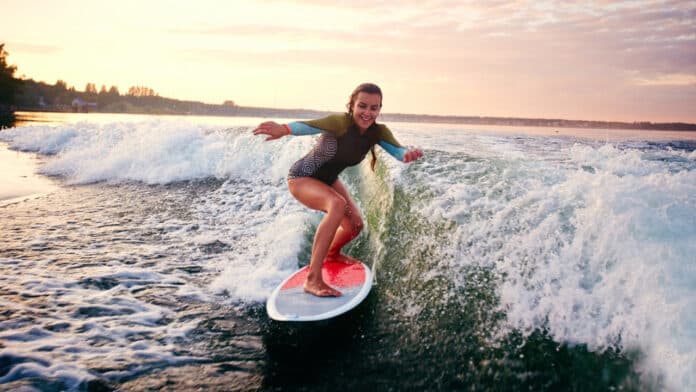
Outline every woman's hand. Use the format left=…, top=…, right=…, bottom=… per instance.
left=253, top=121, right=288, bottom=141
left=403, top=148, right=423, bottom=163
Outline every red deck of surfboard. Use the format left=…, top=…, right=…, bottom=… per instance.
left=267, top=261, right=373, bottom=321
left=280, top=261, right=366, bottom=290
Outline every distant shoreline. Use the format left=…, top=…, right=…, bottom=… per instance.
left=15, top=106, right=696, bottom=132
left=6, top=64, right=695, bottom=133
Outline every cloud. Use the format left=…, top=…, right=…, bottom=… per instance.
left=171, top=0, right=696, bottom=107
left=633, top=72, right=696, bottom=86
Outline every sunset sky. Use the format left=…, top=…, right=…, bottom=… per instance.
left=3, top=0, right=696, bottom=123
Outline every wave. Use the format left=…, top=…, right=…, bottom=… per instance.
left=413, top=140, right=696, bottom=390
left=2, top=118, right=695, bottom=390
left=0, top=119, right=312, bottom=185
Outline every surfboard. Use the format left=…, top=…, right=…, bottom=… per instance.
left=266, top=261, right=373, bottom=322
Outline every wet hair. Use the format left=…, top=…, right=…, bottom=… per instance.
left=347, top=83, right=383, bottom=171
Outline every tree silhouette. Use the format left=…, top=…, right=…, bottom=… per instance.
left=127, top=86, right=158, bottom=97
left=0, top=43, right=19, bottom=107
left=85, top=83, right=97, bottom=94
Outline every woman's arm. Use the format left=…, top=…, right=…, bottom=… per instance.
left=253, top=121, right=323, bottom=140
left=376, top=125, right=423, bottom=163
left=378, top=140, right=423, bottom=163
left=378, top=140, right=406, bottom=161
left=286, top=122, right=323, bottom=136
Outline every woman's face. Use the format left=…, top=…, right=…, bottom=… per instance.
left=351, top=92, right=382, bottom=131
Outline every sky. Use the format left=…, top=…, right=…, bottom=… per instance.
left=2, top=0, right=696, bottom=123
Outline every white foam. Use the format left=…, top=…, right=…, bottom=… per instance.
left=0, top=120, right=250, bottom=184
left=0, top=262, right=201, bottom=390
left=1, top=118, right=324, bottom=187
left=200, top=180, right=313, bottom=302
left=419, top=138, right=696, bottom=390
left=0, top=356, right=98, bottom=390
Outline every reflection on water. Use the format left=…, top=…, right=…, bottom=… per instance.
left=13, top=111, right=170, bottom=127
left=0, top=144, right=56, bottom=206
left=10, top=111, right=275, bottom=129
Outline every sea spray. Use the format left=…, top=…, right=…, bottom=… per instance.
left=419, top=136, right=696, bottom=389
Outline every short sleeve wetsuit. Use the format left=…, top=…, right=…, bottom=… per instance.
left=286, top=113, right=407, bottom=185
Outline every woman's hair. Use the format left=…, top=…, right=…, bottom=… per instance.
left=346, top=83, right=383, bottom=112
left=347, top=83, right=382, bottom=171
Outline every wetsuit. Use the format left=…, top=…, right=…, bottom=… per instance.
left=286, top=113, right=407, bottom=185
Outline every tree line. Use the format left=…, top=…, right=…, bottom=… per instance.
left=0, top=44, right=19, bottom=123
left=16, top=79, right=162, bottom=110
left=1, top=43, right=235, bottom=121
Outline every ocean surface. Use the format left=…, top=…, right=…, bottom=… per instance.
left=1, top=112, right=695, bottom=391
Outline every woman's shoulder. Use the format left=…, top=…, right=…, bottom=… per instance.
left=301, top=113, right=351, bottom=136
left=372, top=122, right=392, bottom=137
left=373, top=123, right=402, bottom=147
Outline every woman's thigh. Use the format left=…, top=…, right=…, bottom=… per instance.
left=287, top=177, right=345, bottom=213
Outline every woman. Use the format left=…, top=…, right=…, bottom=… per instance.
left=253, top=83, right=423, bottom=297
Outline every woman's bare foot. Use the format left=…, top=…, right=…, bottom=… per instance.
left=304, top=280, right=342, bottom=297
left=324, top=253, right=361, bottom=264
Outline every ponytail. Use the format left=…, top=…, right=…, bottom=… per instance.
left=370, top=147, right=377, bottom=171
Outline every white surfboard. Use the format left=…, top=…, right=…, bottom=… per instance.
left=266, top=261, right=373, bottom=322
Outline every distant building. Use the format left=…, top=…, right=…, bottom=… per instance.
left=71, top=98, right=97, bottom=113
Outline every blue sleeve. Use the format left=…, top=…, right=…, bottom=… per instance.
left=287, top=122, right=323, bottom=136
left=378, top=140, right=407, bottom=162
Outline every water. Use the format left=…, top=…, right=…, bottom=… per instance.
left=1, top=112, right=695, bottom=391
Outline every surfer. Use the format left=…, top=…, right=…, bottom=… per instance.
left=253, top=83, right=422, bottom=297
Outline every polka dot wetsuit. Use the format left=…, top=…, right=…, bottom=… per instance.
left=286, top=113, right=407, bottom=185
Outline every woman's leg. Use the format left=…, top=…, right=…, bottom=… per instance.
left=325, top=179, right=364, bottom=264
left=288, top=178, right=346, bottom=297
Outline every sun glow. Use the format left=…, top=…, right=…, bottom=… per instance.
left=3, top=0, right=696, bottom=122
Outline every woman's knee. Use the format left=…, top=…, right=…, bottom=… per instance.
left=349, top=210, right=364, bottom=234
left=353, top=221, right=364, bottom=236
left=327, top=195, right=347, bottom=215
